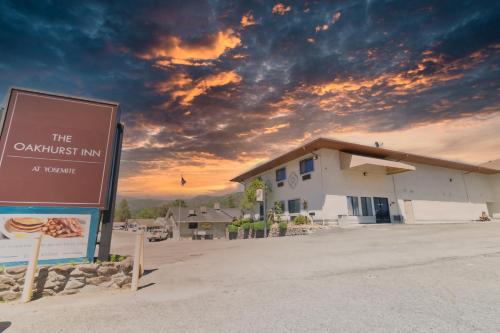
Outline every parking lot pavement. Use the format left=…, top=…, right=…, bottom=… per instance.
left=2, top=222, right=500, bottom=333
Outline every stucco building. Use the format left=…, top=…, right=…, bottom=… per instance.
left=231, top=138, right=500, bottom=225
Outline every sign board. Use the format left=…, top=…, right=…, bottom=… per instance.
left=0, top=206, right=99, bottom=266
left=255, top=188, right=264, bottom=202
left=0, top=88, right=119, bottom=209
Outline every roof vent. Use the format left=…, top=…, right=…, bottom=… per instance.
left=200, top=206, right=207, bottom=214
left=188, top=209, right=196, bottom=216
left=214, top=202, right=221, bottom=210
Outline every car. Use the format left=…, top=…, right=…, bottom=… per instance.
left=147, top=230, right=169, bottom=242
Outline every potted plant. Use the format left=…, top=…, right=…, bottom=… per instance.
left=227, top=224, right=238, bottom=240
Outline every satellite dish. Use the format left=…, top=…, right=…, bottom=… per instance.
left=375, top=141, right=383, bottom=148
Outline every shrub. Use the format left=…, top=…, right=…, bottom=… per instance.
left=252, top=221, right=265, bottom=231
left=241, top=217, right=253, bottom=223
left=241, top=222, right=251, bottom=231
left=293, top=215, right=309, bottom=225
left=232, top=219, right=242, bottom=227
left=110, top=254, right=126, bottom=262
left=279, top=222, right=288, bottom=230
left=227, top=224, right=239, bottom=233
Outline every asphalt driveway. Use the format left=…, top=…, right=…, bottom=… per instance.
left=2, top=222, right=500, bottom=332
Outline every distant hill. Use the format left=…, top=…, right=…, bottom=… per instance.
left=116, top=192, right=243, bottom=213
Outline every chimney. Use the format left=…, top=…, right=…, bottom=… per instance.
left=214, top=202, right=221, bottom=210
left=200, top=206, right=207, bottom=214
left=188, top=209, right=196, bottom=216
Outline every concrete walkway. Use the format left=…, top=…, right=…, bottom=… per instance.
left=2, top=223, right=500, bottom=332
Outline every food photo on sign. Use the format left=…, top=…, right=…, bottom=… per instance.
left=0, top=207, right=99, bottom=265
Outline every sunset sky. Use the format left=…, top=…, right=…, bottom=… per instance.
left=1, top=1, right=499, bottom=199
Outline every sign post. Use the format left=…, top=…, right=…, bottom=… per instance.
left=98, top=123, right=124, bottom=261
left=0, top=88, right=121, bottom=266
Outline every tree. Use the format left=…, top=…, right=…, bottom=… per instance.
left=115, top=199, right=132, bottom=221
left=156, top=203, right=170, bottom=217
left=224, top=194, right=237, bottom=208
left=241, top=178, right=271, bottom=217
left=170, top=199, right=187, bottom=207
left=135, top=207, right=157, bottom=219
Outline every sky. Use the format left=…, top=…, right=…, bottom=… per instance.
left=0, top=0, right=499, bottom=199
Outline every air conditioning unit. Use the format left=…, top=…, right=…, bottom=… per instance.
left=200, top=206, right=207, bottom=214
left=188, top=209, right=196, bottom=216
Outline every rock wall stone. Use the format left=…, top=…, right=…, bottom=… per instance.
left=227, top=223, right=323, bottom=239
left=0, top=257, right=134, bottom=302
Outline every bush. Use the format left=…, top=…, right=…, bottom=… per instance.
left=241, top=222, right=251, bottom=231
left=252, top=221, right=265, bottom=231
left=232, top=219, right=242, bottom=227
left=279, top=222, right=288, bottom=230
left=227, top=224, right=239, bottom=233
left=110, top=254, right=126, bottom=262
left=293, top=215, right=309, bottom=225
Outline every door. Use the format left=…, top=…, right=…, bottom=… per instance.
left=374, top=197, right=390, bottom=223
left=404, top=200, right=415, bottom=224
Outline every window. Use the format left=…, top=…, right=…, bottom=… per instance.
left=188, top=222, right=198, bottom=229
left=276, top=167, right=286, bottom=181
left=347, top=196, right=360, bottom=216
left=288, top=199, right=301, bottom=214
left=361, top=197, right=373, bottom=216
left=299, top=158, right=314, bottom=174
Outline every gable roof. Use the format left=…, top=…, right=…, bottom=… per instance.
left=231, top=137, right=500, bottom=182
left=167, top=207, right=241, bottom=223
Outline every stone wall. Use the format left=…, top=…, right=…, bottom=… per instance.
left=228, top=223, right=321, bottom=240
left=0, top=258, right=133, bottom=302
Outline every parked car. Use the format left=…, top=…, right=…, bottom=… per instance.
left=147, top=230, right=169, bottom=242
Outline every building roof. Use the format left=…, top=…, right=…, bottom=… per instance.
left=127, top=218, right=166, bottom=227
left=231, top=137, right=500, bottom=182
left=167, top=207, right=241, bottom=223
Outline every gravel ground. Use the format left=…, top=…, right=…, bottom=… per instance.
left=2, top=223, right=500, bottom=333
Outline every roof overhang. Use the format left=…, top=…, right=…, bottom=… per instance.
left=340, top=152, right=416, bottom=175
left=230, top=137, right=500, bottom=182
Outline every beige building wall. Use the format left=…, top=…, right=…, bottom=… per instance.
left=244, top=148, right=497, bottom=224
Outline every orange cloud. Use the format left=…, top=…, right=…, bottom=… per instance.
left=272, top=3, right=291, bottom=15
left=155, top=72, right=192, bottom=93
left=263, top=123, right=290, bottom=134
left=171, top=70, right=242, bottom=106
left=139, top=29, right=241, bottom=66
left=241, top=11, right=256, bottom=27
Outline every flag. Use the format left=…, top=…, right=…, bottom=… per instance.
left=180, top=175, right=187, bottom=186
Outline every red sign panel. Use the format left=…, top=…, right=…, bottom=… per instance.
left=0, top=88, right=119, bottom=208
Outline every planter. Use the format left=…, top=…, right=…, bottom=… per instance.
left=254, top=230, right=265, bottom=238
left=228, top=232, right=238, bottom=240
left=243, top=229, right=250, bottom=239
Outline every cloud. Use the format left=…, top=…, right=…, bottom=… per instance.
left=263, top=123, right=290, bottom=134
left=138, top=28, right=241, bottom=66
left=332, top=11, right=341, bottom=24
left=163, top=70, right=242, bottom=106
left=1, top=0, right=499, bottom=198
left=241, top=11, right=256, bottom=27
left=272, top=3, right=291, bottom=15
